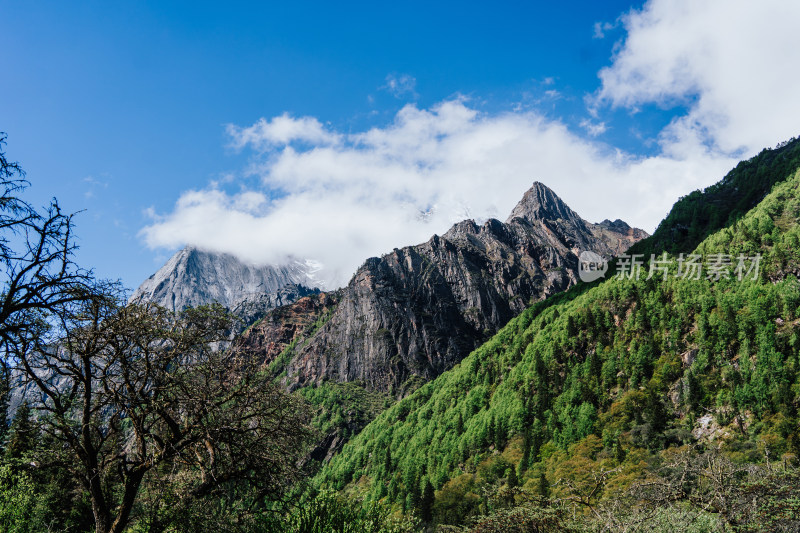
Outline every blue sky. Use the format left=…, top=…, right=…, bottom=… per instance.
left=2, top=0, right=799, bottom=289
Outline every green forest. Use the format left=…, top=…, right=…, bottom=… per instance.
left=311, top=143, right=800, bottom=531
left=2, top=135, right=800, bottom=532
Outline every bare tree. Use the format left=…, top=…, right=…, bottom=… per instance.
left=0, top=133, right=315, bottom=532
left=0, top=131, right=96, bottom=460
left=0, top=132, right=93, bottom=388
left=619, top=446, right=800, bottom=532
left=16, top=291, right=314, bottom=533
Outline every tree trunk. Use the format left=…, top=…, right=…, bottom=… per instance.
left=88, top=468, right=112, bottom=533
left=110, top=471, right=146, bottom=533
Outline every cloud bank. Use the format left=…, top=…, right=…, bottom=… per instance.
left=596, top=0, right=800, bottom=156
left=141, top=0, right=800, bottom=288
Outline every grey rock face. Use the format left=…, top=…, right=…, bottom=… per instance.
left=506, top=181, right=586, bottom=226
left=131, top=247, right=320, bottom=312
left=588, top=219, right=651, bottom=257
left=231, top=284, right=321, bottom=330
left=239, top=181, right=648, bottom=396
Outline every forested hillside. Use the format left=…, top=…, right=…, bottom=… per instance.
left=4, top=134, right=800, bottom=532
left=629, top=136, right=800, bottom=257
left=313, top=154, right=800, bottom=530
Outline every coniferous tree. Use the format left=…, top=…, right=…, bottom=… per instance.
left=494, top=417, right=505, bottom=450
left=520, top=428, right=532, bottom=472
left=407, top=475, right=421, bottom=515
left=538, top=473, right=550, bottom=497
left=487, top=416, right=496, bottom=448
left=507, top=466, right=518, bottom=489
left=4, top=403, right=35, bottom=462
left=420, top=478, right=434, bottom=523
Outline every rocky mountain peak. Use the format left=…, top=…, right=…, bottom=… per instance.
left=131, top=246, right=321, bottom=312
left=596, top=219, right=631, bottom=232
left=231, top=181, right=648, bottom=397
left=506, top=181, right=582, bottom=225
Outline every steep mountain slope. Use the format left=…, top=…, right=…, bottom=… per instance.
left=629, top=135, right=800, bottom=257
left=235, top=182, right=647, bottom=395
left=235, top=291, right=340, bottom=372
left=131, top=246, right=322, bottom=312
left=315, top=150, right=800, bottom=529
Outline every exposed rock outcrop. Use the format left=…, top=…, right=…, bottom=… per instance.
left=233, top=292, right=340, bottom=368
left=589, top=219, right=651, bottom=257
left=232, top=284, right=322, bottom=331
left=235, top=182, right=648, bottom=395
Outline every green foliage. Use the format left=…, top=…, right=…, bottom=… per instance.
left=280, top=490, right=418, bottom=533
left=315, top=157, right=800, bottom=529
left=5, top=133, right=800, bottom=531
left=300, top=381, right=391, bottom=437
left=733, top=468, right=800, bottom=532
left=0, top=406, right=88, bottom=533
left=464, top=500, right=576, bottom=533
left=0, top=463, right=36, bottom=533
left=4, top=404, right=35, bottom=461
left=630, top=135, right=800, bottom=257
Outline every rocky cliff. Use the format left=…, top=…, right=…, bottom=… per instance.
left=234, top=291, right=340, bottom=368
left=234, top=182, right=648, bottom=395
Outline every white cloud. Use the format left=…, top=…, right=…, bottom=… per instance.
left=580, top=119, right=607, bottom=137
left=596, top=0, right=800, bottom=155
left=382, top=73, right=417, bottom=99
left=226, top=113, right=339, bottom=150
left=141, top=100, right=734, bottom=287
left=83, top=175, right=108, bottom=199
left=593, top=21, right=616, bottom=39
left=141, top=0, right=800, bottom=288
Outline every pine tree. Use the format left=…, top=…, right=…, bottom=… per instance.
left=0, top=371, right=9, bottom=453
left=487, top=416, right=496, bottom=448
left=409, top=475, right=421, bottom=512
left=645, top=387, right=667, bottom=433
left=420, top=478, right=435, bottom=523
left=566, top=315, right=578, bottom=338
left=520, top=427, right=532, bottom=472
left=507, top=466, right=518, bottom=488
left=384, top=446, right=392, bottom=473
left=494, top=417, right=505, bottom=450
left=5, top=403, right=36, bottom=461
left=538, top=472, right=550, bottom=497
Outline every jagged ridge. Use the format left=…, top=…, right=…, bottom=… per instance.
left=235, top=182, right=647, bottom=395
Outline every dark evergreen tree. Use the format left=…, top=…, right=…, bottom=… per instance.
left=487, top=415, right=496, bottom=448
left=538, top=472, right=550, bottom=497
left=420, top=478, right=434, bottom=523
left=507, top=466, right=518, bottom=489
left=4, top=402, right=36, bottom=461
left=494, top=417, right=505, bottom=450
left=384, top=446, right=392, bottom=473
left=520, top=427, right=532, bottom=472
left=0, top=370, right=8, bottom=452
